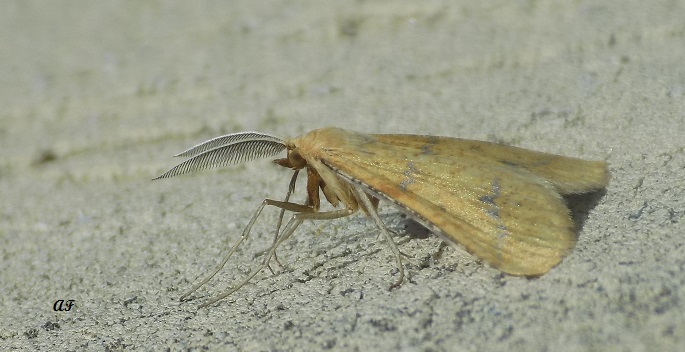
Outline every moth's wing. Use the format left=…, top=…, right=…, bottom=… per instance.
left=373, top=134, right=610, bottom=195
left=320, top=136, right=578, bottom=276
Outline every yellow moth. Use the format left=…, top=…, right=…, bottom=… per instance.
left=154, top=127, right=609, bottom=307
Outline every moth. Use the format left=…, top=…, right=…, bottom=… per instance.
left=154, top=127, right=609, bottom=307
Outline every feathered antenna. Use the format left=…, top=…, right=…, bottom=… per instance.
left=153, top=132, right=286, bottom=180
left=173, top=132, right=284, bottom=158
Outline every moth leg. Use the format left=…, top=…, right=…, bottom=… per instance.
left=294, top=207, right=355, bottom=221
left=385, top=229, right=413, bottom=258
left=351, top=186, right=405, bottom=290
left=269, top=170, right=300, bottom=272
left=180, top=197, right=272, bottom=301
left=180, top=195, right=313, bottom=302
left=198, top=217, right=303, bottom=308
left=200, top=207, right=356, bottom=308
left=262, top=200, right=315, bottom=273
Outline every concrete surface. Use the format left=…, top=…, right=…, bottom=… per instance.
left=1, top=1, right=684, bottom=351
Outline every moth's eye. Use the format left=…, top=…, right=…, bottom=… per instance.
left=288, top=150, right=307, bottom=168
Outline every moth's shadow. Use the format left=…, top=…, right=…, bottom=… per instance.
left=565, top=189, right=608, bottom=235
left=400, top=217, right=432, bottom=240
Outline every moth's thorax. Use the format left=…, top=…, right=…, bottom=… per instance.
left=280, top=128, right=373, bottom=212
left=280, top=129, right=351, bottom=170
left=288, top=127, right=374, bottom=161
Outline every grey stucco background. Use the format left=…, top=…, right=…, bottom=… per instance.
left=1, top=1, right=684, bottom=351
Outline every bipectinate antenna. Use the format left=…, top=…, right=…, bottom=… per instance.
left=153, top=132, right=286, bottom=180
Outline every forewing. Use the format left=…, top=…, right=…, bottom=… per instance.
left=319, top=135, right=577, bottom=276
left=373, top=134, right=609, bottom=195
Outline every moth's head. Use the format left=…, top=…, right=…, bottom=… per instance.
left=273, top=142, right=307, bottom=170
